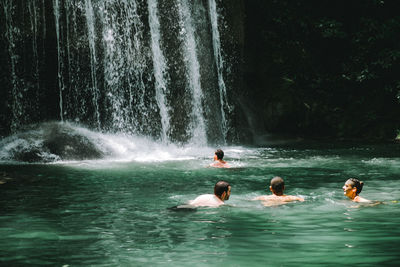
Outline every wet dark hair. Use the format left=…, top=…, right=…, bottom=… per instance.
left=347, top=178, right=364, bottom=195
left=214, top=180, right=230, bottom=198
left=215, top=149, right=224, bottom=160
left=270, top=176, right=285, bottom=194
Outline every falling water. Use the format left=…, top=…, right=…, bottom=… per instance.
left=2, top=0, right=46, bottom=131
left=101, top=1, right=133, bottom=132
left=208, top=0, right=231, bottom=143
left=28, top=0, right=40, bottom=100
left=41, top=0, right=46, bottom=46
left=53, top=0, right=64, bottom=122
left=3, top=0, right=20, bottom=131
left=148, top=0, right=171, bottom=143
left=177, top=0, right=207, bottom=145
left=64, top=0, right=72, bottom=94
left=84, top=0, right=100, bottom=129
left=101, top=4, right=127, bottom=132
left=63, top=1, right=90, bottom=123
left=99, top=0, right=152, bottom=134
left=126, top=0, right=150, bottom=133
left=0, top=0, right=235, bottom=144
left=64, top=0, right=79, bottom=122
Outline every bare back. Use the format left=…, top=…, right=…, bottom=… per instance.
left=255, top=194, right=304, bottom=206
left=189, top=194, right=224, bottom=207
left=209, top=161, right=230, bottom=168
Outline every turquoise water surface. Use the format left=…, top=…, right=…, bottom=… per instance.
left=1, top=142, right=399, bottom=266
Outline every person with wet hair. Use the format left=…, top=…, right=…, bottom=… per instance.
left=254, top=176, right=304, bottom=206
left=343, top=178, right=370, bottom=202
left=209, top=149, right=230, bottom=168
left=188, top=180, right=231, bottom=207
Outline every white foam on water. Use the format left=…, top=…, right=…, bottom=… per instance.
left=0, top=122, right=220, bottom=165
left=61, top=123, right=217, bottom=163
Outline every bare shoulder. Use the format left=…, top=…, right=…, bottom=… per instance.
left=354, top=196, right=371, bottom=203
left=210, top=162, right=230, bottom=168
left=258, top=195, right=304, bottom=206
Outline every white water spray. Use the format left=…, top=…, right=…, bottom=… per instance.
left=177, top=0, right=207, bottom=145
left=100, top=0, right=151, bottom=134
left=53, top=0, right=64, bottom=122
left=28, top=1, right=40, bottom=97
left=148, top=0, right=171, bottom=143
left=3, top=0, right=22, bottom=131
left=208, top=0, right=231, bottom=143
left=84, top=0, right=101, bottom=129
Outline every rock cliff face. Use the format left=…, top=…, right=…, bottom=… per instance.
left=240, top=0, right=400, bottom=142
left=1, top=0, right=399, bottom=143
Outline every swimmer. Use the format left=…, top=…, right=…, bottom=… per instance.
left=343, top=178, right=370, bottom=203
left=254, top=176, right=304, bottom=206
left=188, top=181, right=231, bottom=207
left=209, top=149, right=230, bottom=168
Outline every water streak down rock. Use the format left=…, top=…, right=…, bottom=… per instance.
left=0, top=0, right=240, bottom=145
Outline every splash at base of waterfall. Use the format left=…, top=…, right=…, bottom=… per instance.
left=0, top=122, right=225, bottom=163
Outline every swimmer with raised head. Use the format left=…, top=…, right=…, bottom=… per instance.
left=254, top=176, right=304, bottom=206
left=343, top=178, right=370, bottom=203
left=188, top=181, right=231, bottom=207
left=209, top=149, right=230, bottom=168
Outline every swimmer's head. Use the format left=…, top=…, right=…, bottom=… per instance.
left=214, top=149, right=224, bottom=160
left=214, top=180, right=231, bottom=201
left=344, top=178, right=364, bottom=196
left=270, top=176, right=285, bottom=195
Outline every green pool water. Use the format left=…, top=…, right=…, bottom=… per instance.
left=1, top=143, right=399, bottom=266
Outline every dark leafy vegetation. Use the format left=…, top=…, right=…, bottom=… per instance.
left=241, top=0, right=400, bottom=141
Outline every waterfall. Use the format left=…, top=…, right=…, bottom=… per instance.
left=3, top=0, right=21, bottom=131
left=41, top=0, right=46, bottom=46
left=101, top=1, right=135, bottom=133
left=177, top=0, right=207, bottom=145
left=0, top=0, right=236, bottom=145
left=101, top=3, right=127, bottom=133
left=2, top=0, right=46, bottom=132
left=53, top=0, right=64, bottom=122
left=28, top=0, right=40, bottom=101
left=84, top=0, right=100, bottom=129
left=148, top=0, right=171, bottom=143
left=99, top=0, right=153, bottom=134
left=208, top=0, right=231, bottom=143
left=126, top=1, right=150, bottom=134
left=62, top=1, right=89, bottom=123
left=64, top=0, right=72, bottom=100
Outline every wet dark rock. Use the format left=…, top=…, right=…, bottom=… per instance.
left=0, top=122, right=106, bottom=162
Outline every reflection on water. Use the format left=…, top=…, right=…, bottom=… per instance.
left=0, top=143, right=399, bottom=265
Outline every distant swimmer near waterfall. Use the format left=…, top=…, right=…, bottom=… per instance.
left=254, top=176, right=304, bottom=206
left=209, top=149, right=230, bottom=168
left=343, top=178, right=370, bottom=203
left=188, top=181, right=231, bottom=207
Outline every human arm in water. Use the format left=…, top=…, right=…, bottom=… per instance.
left=253, top=194, right=304, bottom=205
